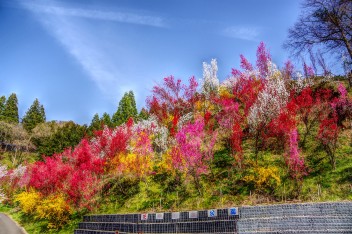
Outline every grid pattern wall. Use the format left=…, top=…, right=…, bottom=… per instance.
left=76, top=208, right=238, bottom=233
left=237, top=202, right=352, bottom=233
left=74, top=202, right=352, bottom=234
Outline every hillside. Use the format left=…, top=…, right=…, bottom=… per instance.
left=0, top=43, right=351, bottom=233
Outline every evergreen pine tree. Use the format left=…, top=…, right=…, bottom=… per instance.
left=88, top=113, right=101, bottom=134
left=138, top=108, right=149, bottom=121
left=101, top=112, right=112, bottom=127
left=2, top=93, right=19, bottom=124
left=112, top=91, right=138, bottom=126
left=128, top=91, right=138, bottom=117
left=0, top=96, right=6, bottom=120
left=22, top=98, right=46, bottom=132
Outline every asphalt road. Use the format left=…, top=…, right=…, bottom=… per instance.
left=0, top=213, right=26, bottom=234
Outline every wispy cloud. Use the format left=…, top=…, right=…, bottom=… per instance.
left=21, top=1, right=166, bottom=28
left=222, top=26, right=260, bottom=41
left=18, top=0, right=162, bottom=102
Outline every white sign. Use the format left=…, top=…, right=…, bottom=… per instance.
left=156, top=213, right=164, bottom=220
left=189, top=211, right=198, bottom=218
left=228, top=207, right=238, bottom=216
left=171, top=212, right=180, bottom=219
left=141, top=213, right=148, bottom=220
left=208, top=209, right=217, bottom=217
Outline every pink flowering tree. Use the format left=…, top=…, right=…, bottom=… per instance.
left=171, top=118, right=217, bottom=194
left=256, top=41, right=272, bottom=79
left=286, top=129, right=307, bottom=180
left=215, top=96, right=244, bottom=167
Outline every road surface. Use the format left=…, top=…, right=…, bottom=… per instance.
left=0, top=213, right=26, bottom=234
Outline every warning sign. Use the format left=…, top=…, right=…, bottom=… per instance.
left=156, top=213, right=164, bottom=220
left=189, top=211, right=198, bottom=218
left=228, top=207, right=238, bottom=216
left=141, top=213, right=148, bottom=220
left=208, top=209, right=217, bottom=217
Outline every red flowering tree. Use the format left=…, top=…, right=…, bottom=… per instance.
left=318, top=114, right=339, bottom=170
left=147, top=76, right=198, bottom=135
left=28, top=153, right=72, bottom=196
left=28, top=138, right=106, bottom=210
left=91, top=125, right=130, bottom=166
left=293, top=87, right=333, bottom=147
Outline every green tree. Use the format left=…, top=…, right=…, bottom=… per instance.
left=88, top=113, right=101, bottom=136
left=101, top=112, right=112, bottom=127
left=138, top=108, right=149, bottom=121
left=32, top=121, right=87, bottom=159
left=0, top=96, right=6, bottom=117
left=22, top=98, right=46, bottom=132
left=2, top=93, right=19, bottom=124
left=0, top=121, right=32, bottom=166
left=129, top=91, right=138, bottom=116
left=112, top=91, right=138, bottom=126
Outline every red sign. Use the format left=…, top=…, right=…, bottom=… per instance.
left=141, top=213, right=148, bottom=220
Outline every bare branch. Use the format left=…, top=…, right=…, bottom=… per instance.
left=284, top=0, right=352, bottom=64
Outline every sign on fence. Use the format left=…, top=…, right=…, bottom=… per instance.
left=156, top=213, right=164, bottom=220
left=141, top=213, right=148, bottom=220
left=228, top=207, right=238, bottom=216
left=189, top=211, right=198, bottom=218
left=208, top=209, right=217, bottom=217
left=171, top=212, right=180, bottom=219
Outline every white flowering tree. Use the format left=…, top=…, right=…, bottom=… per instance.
left=202, top=59, right=219, bottom=98
left=0, top=164, right=7, bottom=203
left=248, top=61, right=289, bottom=160
left=132, top=115, right=169, bottom=154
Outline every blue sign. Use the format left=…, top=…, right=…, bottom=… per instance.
left=208, top=209, right=217, bottom=217
left=228, top=207, right=238, bottom=216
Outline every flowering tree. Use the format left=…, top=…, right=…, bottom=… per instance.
left=91, top=126, right=129, bottom=161
left=331, top=83, right=352, bottom=128
left=293, top=87, right=334, bottom=147
left=147, top=76, right=198, bottom=135
left=317, top=83, right=352, bottom=169
left=248, top=62, right=289, bottom=160
left=4, top=41, right=352, bottom=220
left=256, top=41, right=272, bottom=79
left=133, top=115, right=169, bottom=154
left=115, top=127, right=154, bottom=178
left=0, top=164, right=7, bottom=203
left=318, top=114, right=339, bottom=170
left=28, top=138, right=105, bottom=210
left=171, top=118, right=217, bottom=194
left=286, top=129, right=307, bottom=179
left=202, top=59, right=219, bottom=98
left=28, top=155, right=71, bottom=195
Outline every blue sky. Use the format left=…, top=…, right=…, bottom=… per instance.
left=0, top=0, right=302, bottom=125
